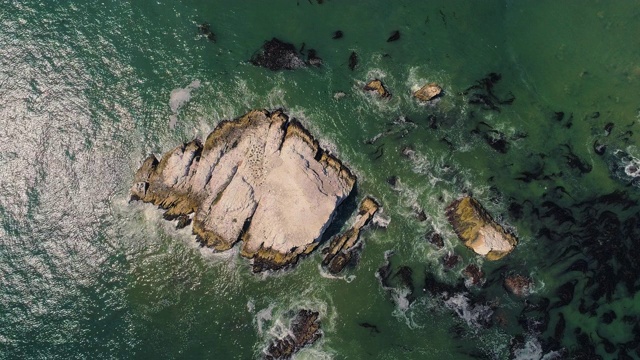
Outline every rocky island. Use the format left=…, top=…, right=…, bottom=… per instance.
left=131, top=109, right=356, bottom=272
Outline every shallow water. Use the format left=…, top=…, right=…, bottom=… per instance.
left=1, top=1, right=640, bottom=359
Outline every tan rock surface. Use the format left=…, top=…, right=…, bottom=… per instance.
left=413, top=83, right=442, bottom=101
left=363, top=79, right=391, bottom=98
left=131, top=110, right=356, bottom=272
left=445, top=196, right=517, bottom=260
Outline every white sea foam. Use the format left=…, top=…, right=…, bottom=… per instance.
left=444, top=293, right=493, bottom=329
left=168, top=80, right=201, bottom=128
left=254, top=303, right=276, bottom=336
left=512, top=336, right=564, bottom=360
left=169, top=80, right=201, bottom=113
left=317, top=265, right=356, bottom=283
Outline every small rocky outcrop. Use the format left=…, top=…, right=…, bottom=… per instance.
left=445, top=196, right=517, bottom=260
left=250, top=38, right=306, bottom=70
left=264, top=309, right=322, bottom=360
left=426, top=231, right=444, bottom=248
left=414, top=83, right=442, bottom=101
left=363, top=79, right=391, bottom=98
left=131, top=110, right=356, bottom=272
left=322, top=197, right=380, bottom=274
left=306, top=49, right=323, bottom=67
left=463, top=264, right=485, bottom=286
left=504, top=274, right=533, bottom=297
left=198, top=23, right=216, bottom=42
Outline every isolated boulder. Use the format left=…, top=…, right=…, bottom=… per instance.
left=414, top=83, right=442, bottom=101
left=445, top=196, right=517, bottom=260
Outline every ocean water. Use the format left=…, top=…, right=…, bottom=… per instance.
left=1, top=1, right=640, bottom=359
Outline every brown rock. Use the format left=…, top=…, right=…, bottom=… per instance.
left=413, top=83, right=442, bottom=101
left=445, top=196, right=518, bottom=260
left=363, top=79, right=391, bottom=98
left=504, top=274, right=533, bottom=297
left=264, top=309, right=322, bottom=360
left=443, top=252, right=461, bottom=269
left=426, top=231, right=444, bottom=248
left=322, top=197, right=380, bottom=274
left=463, top=264, right=485, bottom=286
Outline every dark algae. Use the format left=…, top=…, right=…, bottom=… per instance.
left=348, top=51, right=358, bottom=71
left=387, top=30, right=400, bottom=42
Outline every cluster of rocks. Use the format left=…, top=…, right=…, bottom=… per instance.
left=362, top=79, right=442, bottom=102
left=322, top=197, right=380, bottom=274
left=250, top=38, right=322, bottom=71
left=264, top=310, right=322, bottom=360
left=247, top=37, right=442, bottom=104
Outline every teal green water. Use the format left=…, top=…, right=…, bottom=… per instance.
left=2, top=1, right=640, bottom=359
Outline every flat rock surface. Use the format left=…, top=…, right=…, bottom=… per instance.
left=445, top=196, right=517, bottom=260
left=131, top=109, right=356, bottom=271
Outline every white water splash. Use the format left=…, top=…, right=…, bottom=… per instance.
left=444, top=293, right=493, bottom=329
left=512, top=336, right=564, bottom=360
left=168, top=80, right=201, bottom=129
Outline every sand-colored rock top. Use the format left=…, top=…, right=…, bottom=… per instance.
left=413, top=83, right=442, bottom=101
left=131, top=109, right=356, bottom=272
left=445, top=196, right=517, bottom=260
left=363, top=79, right=391, bottom=98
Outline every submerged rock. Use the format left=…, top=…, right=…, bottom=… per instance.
left=426, top=231, right=444, bottom=248
left=306, top=49, right=323, bottom=67
left=363, top=79, right=391, bottom=98
left=198, top=23, right=216, bottom=42
left=463, top=264, right=485, bottom=286
left=386, top=30, right=401, bottom=42
left=348, top=51, right=358, bottom=71
left=413, top=83, right=442, bottom=102
left=264, top=309, right=322, bottom=360
left=250, top=38, right=306, bottom=70
left=131, top=110, right=356, bottom=272
left=445, top=196, right=518, bottom=260
left=504, top=274, right=533, bottom=297
left=322, top=197, right=380, bottom=274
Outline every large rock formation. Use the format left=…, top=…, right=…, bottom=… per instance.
left=131, top=110, right=356, bottom=272
left=264, top=309, right=322, bottom=360
left=322, top=196, right=380, bottom=274
left=445, top=196, right=517, bottom=260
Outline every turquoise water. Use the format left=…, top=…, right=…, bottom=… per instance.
left=1, top=1, right=640, bottom=359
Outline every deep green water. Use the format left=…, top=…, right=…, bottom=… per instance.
left=2, top=1, right=640, bottom=359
